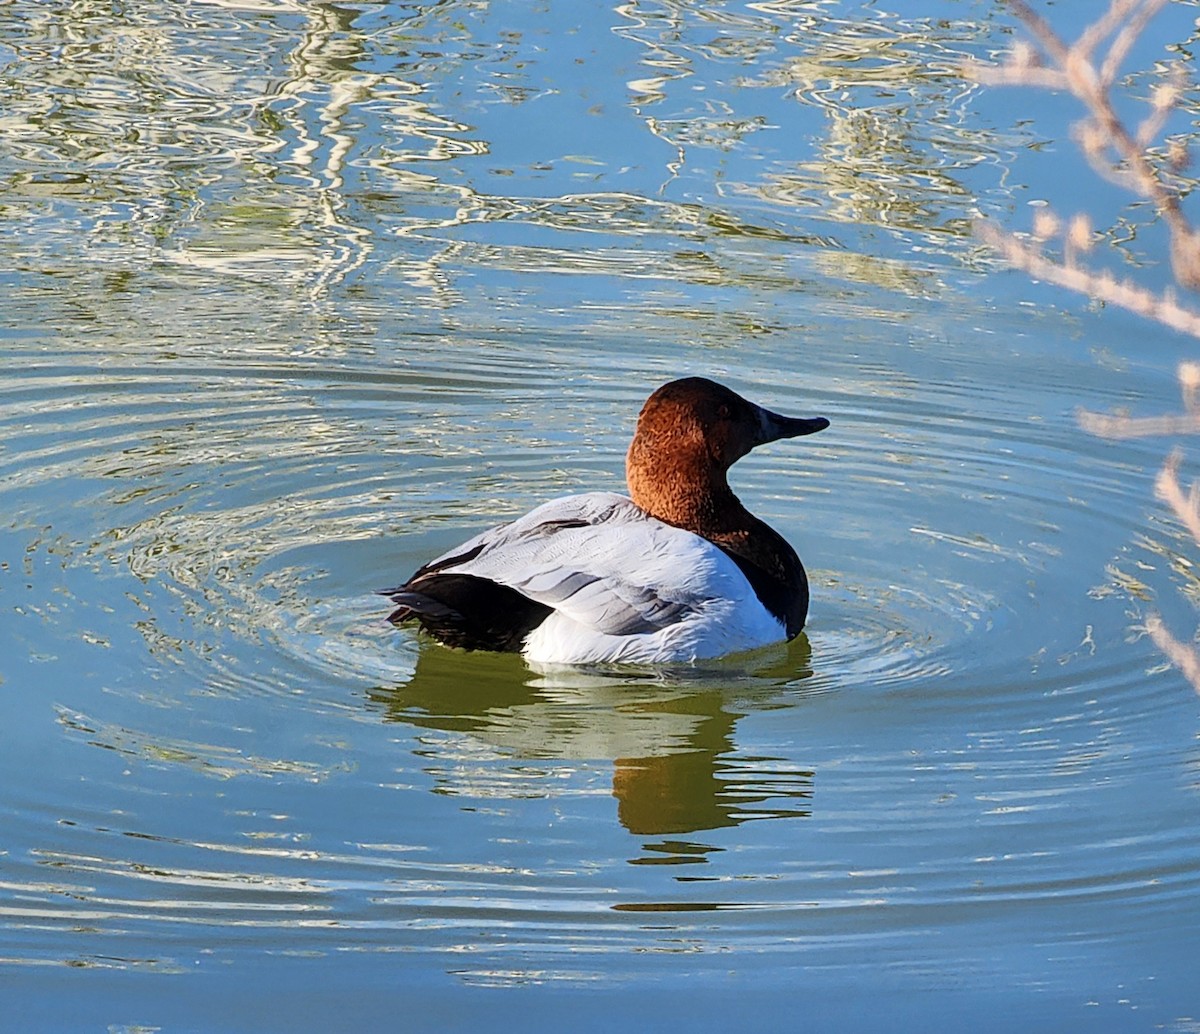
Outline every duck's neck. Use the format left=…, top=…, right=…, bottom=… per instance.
left=627, top=448, right=748, bottom=536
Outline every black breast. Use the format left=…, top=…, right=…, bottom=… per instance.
left=713, top=523, right=809, bottom=639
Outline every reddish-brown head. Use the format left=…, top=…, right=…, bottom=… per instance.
left=625, top=377, right=828, bottom=529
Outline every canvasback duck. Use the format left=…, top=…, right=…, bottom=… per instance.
left=382, top=377, right=829, bottom=665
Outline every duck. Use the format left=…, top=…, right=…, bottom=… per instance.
left=381, top=377, right=829, bottom=665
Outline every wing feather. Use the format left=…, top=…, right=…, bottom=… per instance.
left=408, top=492, right=739, bottom=638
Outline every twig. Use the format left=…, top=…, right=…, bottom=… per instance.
left=1001, top=0, right=1071, bottom=65
left=976, top=220, right=1200, bottom=338
left=1078, top=362, right=1200, bottom=437
left=1146, top=613, right=1200, bottom=695
left=1077, top=410, right=1200, bottom=439
left=1154, top=448, right=1200, bottom=544
left=1099, top=0, right=1172, bottom=87
left=968, top=64, right=1068, bottom=90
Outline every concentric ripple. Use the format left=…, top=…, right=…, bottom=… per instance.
left=2, top=301, right=1192, bottom=990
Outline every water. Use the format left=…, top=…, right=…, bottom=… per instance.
left=3, top=0, right=1200, bottom=1029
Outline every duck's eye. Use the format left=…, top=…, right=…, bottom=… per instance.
left=717, top=404, right=731, bottom=420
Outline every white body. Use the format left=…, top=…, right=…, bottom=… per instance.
left=421, top=492, right=787, bottom=665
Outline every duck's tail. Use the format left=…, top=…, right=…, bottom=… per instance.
left=379, top=575, right=551, bottom=653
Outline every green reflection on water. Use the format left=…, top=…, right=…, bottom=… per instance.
left=371, top=637, right=815, bottom=844
left=0, top=0, right=1016, bottom=313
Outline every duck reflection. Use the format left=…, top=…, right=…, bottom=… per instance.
left=368, top=639, right=816, bottom=850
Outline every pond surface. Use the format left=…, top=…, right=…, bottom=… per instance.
left=4, top=1, right=1200, bottom=1030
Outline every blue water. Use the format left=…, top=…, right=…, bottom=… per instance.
left=3, top=1, right=1200, bottom=1030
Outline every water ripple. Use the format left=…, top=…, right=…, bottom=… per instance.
left=2, top=0, right=1198, bottom=1015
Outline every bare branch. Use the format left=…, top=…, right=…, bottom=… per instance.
left=1089, top=363, right=1200, bottom=437
left=1154, top=448, right=1200, bottom=545
left=1079, top=0, right=1146, bottom=65
left=976, top=220, right=1200, bottom=338
left=1100, top=0, right=1173, bottom=86
left=1180, top=361, right=1200, bottom=412
left=1136, top=75, right=1183, bottom=150
left=1145, top=613, right=1200, bottom=695
left=965, top=62, right=1070, bottom=91
left=1003, top=0, right=1072, bottom=65
left=1077, top=409, right=1200, bottom=439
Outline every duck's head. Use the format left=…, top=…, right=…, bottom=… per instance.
left=626, top=377, right=828, bottom=522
